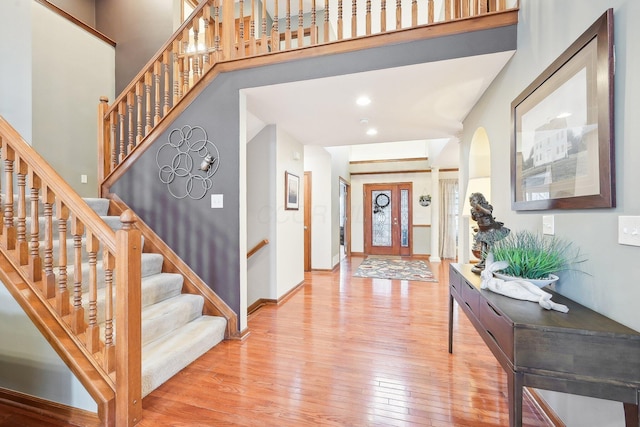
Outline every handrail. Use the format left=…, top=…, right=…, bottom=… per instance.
left=97, top=0, right=519, bottom=187
left=247, top=239, right=269, bottom=258
left=0, top=116, right=142, bottom=426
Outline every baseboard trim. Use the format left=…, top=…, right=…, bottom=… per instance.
left=247, top=299, right=276, bottom=315
left=248, top=280, right=306, bottom=315
left=524, top=387, right=565, bottom=427
left=0, top=387, right=100, bottom=427
left=229, top=327, right=251, bottom=341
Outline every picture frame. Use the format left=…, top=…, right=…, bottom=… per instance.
left=510, top=9, right=615, bottom=211
left=285, top=171, right=300, bottom=210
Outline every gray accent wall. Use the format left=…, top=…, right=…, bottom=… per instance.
left=110, top=24, right=517, bottom=329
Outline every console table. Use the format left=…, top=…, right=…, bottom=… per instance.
left=448, top=263, right=640, bottom=427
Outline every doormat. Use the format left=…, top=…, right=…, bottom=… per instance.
left=353, top=257, right=438, bottom=282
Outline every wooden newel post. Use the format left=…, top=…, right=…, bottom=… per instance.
left=115, top=209, right=142, bottom=426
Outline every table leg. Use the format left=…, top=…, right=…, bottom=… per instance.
left=507, top=370, right=523, bottom=427
left=448, top=293, right=454, bottom=354
left=623, top=401, right=639, bottom=427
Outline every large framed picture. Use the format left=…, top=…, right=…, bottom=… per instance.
left=511, top=9, right=615, bottom=211
left=285, top=171, right=300, bottom=210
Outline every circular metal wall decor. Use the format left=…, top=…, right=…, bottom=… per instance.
left=156, top=125, right=220, bottom=200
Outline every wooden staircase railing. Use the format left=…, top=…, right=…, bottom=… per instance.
left=0, top=116, right=142, bottom=426
left=97, top=0, right=518, bottom=187
left=247, top=238, right=269, bottom=258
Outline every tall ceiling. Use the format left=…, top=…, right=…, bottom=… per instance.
left=243, top=50, right=515, bottom=166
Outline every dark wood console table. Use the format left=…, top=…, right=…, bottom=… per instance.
left=448, top=263, right=640, bottom=427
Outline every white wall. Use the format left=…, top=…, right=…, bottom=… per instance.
left=0, top=1, right=33, bottom=141
left=276, top=127, right=305, bottom=297
left=0, top=283, right=96, bottom=412
left=304, top=146, right=334, bottom=269
left=32, top=1, right=115, bottom=197
left=327, top=146, right=351, bottom=265
left=461, top=1, right=640, bottom=425
left=247, top=126, right=277, bottom=306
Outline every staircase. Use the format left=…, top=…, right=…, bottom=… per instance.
left=79, top=198, right=227, bottom=396
left=0, top=114, right=236, bottom=426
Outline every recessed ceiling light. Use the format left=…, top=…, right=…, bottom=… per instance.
left=557, top=112, right=572, bottom=119
left=366, top=128, right=378, bottom=136
left=356, top=96, right=371, bottom=106
left=360, top=118, right=369, bottom=124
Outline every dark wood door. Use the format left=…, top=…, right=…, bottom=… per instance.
left=364, top=183, right=412, bottom=256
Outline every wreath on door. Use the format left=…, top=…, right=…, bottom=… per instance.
left=374, top=193, right=390, bottom=214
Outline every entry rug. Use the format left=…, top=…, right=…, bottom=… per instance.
left=353, top=257, right=438, bottom=282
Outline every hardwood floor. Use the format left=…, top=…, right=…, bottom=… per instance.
left=1, top=257, right=554, bottom=426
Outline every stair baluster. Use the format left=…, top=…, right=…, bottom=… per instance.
left=56, top=201, right=70, bottom=315
left=135, top=81, right=143, bottom=145
left=2, top=145, right=15, bottom=249
left=42, top=187, right=56, bottom=298
left=103, top=250, right=116, bottom=374
left=16, top=159, right=28, bottom=264
left=71, top=215, right=85, bottom=334
left=28, top=171, right=42, bottom=282
left=86, top=232, right=101, bottom=354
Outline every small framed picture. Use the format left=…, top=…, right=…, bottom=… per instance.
left=285, top=171, right=299, bottom=210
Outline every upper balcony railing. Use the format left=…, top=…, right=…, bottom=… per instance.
left=98, top=0, right=518, bottom=187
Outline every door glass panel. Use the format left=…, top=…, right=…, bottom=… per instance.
left=372, top=190, right=392, bottom=247
left=401, top=189, right=409, bottom=247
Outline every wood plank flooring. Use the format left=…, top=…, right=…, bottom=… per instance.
left=0, top=257, right=554, bottom=426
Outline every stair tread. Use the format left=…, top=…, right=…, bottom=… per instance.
left=141, top=293, right=205, bottom=345
left=141, top=315, right=226, bottom=396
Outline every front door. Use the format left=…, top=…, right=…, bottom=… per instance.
left=364, top=183, right=412, bottom=256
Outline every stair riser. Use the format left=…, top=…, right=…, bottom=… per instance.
left=43, top=235, right=146, bottom=266
left=81, top=273, right=185, bottom=324
left=18, top=215, right=123, bottom=241
left=9, top=197, right=110, bottom=217
left=98, top=294, right=206, bottom=346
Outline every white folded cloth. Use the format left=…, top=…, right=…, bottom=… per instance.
left=480, top=254, right=569, bottom=313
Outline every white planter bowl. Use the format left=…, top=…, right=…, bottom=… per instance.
left=493, top=272, right=559, bottom=288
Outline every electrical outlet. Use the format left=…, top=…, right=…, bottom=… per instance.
left=618, top=216, right=640, bottom=247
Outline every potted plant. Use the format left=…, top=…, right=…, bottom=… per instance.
left=418, top=195, right=431, bottom=207
left=490, top=230, right=585, bottom=287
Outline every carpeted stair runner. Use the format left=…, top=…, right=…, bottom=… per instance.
left=31, top=197, right=226, bottom=396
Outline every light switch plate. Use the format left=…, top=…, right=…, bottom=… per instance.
left=210, top=194, right=223, bottom=209
left=542, top=215, right=554, bottom=235
left=618, top=216, right=640, bottom=246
